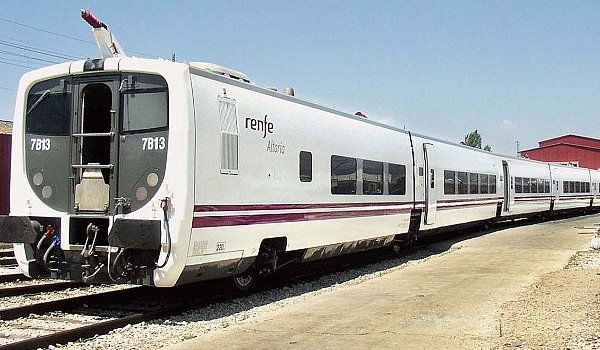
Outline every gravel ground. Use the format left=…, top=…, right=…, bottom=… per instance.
left=1, top=233, right=598, bottom=349
left=494, top=248, right=600, bottom=350
left=51, top=249, right=448, bottom=350
left=0, top=283, right=133, bottom=309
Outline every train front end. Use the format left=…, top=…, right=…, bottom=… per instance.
left=0, top=58, right=194, bottom=286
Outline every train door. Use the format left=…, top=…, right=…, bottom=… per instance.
left=549, top=165, right=558, bottom=210
left=502, top=160, right=512, bottom=212
left=423, top=143, right=436, bottom=224
left=71, top=76, right=121, bottom=213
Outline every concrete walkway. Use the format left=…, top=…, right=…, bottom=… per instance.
left=164, top=215, right=599, bottom=350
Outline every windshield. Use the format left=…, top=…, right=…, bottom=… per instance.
left=120, top=74, right=168, bottom=133
left=25, top=78, right=71, bottom=136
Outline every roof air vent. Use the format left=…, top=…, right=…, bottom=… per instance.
left=283, top=86, right=295, bottom=96
left=189, top=62, right=250, bottom=83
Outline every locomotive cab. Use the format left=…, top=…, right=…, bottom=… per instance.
left=1, top=64, right=172, bottom=284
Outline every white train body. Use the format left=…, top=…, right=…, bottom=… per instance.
left=1, top=56, right=598, bottom=287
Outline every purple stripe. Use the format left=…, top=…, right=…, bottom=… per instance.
left=559, top=195, right=592, bottom=199
left=194, top=201, right=413, bottom=212
left=436, top=202, right=498, bottom=211
left=193, top=207, right=411, bottom=228
left=513, top=195, right=551, bottom=200
left=437, top=198, right=501, bottom=204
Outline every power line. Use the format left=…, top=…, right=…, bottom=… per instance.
left=0, top=49, right=59, bottom=64
left=0, top=40, right=81, bottom=61
left=0, top=59, right=35, bottom=69
left=0, top=16, right=94, bottom=45
left=0, top=86, right=17, bottom=92
left=0, top=16, right=156, bottom=58
left=0, top=35, right=84, bottom=60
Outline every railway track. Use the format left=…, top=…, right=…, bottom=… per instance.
left=0, top=242, right=423, bottom=350
left=0, top=249, right=16, bottom=267
left=0, top=212, right=587, bottom=349
left=0, top=280, right=86, bottom=298
left=0, top=274, right=27, bottom=284
left=0, top=282, right=235, bottom=350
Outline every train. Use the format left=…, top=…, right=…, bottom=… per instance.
left=0, top=10, right=599, bottom=288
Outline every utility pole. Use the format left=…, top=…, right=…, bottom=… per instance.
left=515, top=141, right=520, bottom=156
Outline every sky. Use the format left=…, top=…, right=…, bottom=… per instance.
left=1, top=1, right=600, bottom=156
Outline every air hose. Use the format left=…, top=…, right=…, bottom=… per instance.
left=155, top=197, right=172, bottom=268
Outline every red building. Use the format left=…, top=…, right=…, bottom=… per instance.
left=0, top=121, right=11, bottom=215
left=520, top=134, right=600, bottom=170
left=0, top=133, right=10, bottom=215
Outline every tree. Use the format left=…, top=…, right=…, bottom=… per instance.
left=463, top=130, right=492, bottom=152
left=464, top=130, right=482, bottom=148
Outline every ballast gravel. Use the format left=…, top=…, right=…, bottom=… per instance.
left=0, top=283, right=134, bottom=309
left=3, top=240, right=598, bottom=350
left=50, top=249, right=447, bottom=350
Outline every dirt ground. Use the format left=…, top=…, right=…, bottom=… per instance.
left=495, top=249, right=600, bottom=350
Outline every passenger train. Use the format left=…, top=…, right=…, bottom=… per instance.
left=0, top=10, right=598, bottom=288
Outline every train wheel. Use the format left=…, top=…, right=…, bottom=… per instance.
left=233, top=273, right=255, bottom=291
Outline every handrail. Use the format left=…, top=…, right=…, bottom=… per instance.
left=72, top=164, right=114, bottom=170
left=72, top=132, right=115, bottom=137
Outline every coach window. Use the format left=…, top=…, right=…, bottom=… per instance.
left=299, top=151, right=312, bottom=182
left=363, top=160, right=383, bottom=195
left=457, top=172, right=468, bottom=194
left=575, top=181, right=581, bottom=193
left=469, top=173, right=479, bottom=194
left=515, top=177, right=522, bottom=193
left=489, top=175, right=497, bottom=194
left=540, top=179, right=546, bottom=193
left=388, top=163, right=406, bottom=195
left=331, top=155, right=357, bottom=194
left=479, top=174, right=489, bottom=194
left=530, top=178, right=538, bottom=193
left=541, top=179, right=547, bottom=193
left=523, top=178, right=531, bottom=193
left=586, top=182, right=590, bottom=193
left=444, top=170, right=456, bottom=195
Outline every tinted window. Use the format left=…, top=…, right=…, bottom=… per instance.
left=469, top=173, right=479, bottom=194
left=388, top=163, right=406, bottom=195
left=515, top=177, right=522, bottom=193
left=299, top=151, right=312, bottom=182
left=457, top=172, right=468, bottom=194
left=523, top=178, right=530, bottom=193
left=121, top=74, right=168, bottom=133
left=489, top=175, right=496, bottom=194
left=363, top=160, right=383, bottom=195
left=479, top=174, right=489, bottom=194
left=544, top=179, right=550, bottom=193
left=530, top=178, right=538, bottom=193
left=444, top=170, right=456, bottom=195
left=26, top=77, right=71, bottom=135
left=331, top=155, right=356, bottom=194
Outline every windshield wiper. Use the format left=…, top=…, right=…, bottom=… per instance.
left=26, top=90, right=50, bottom=116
